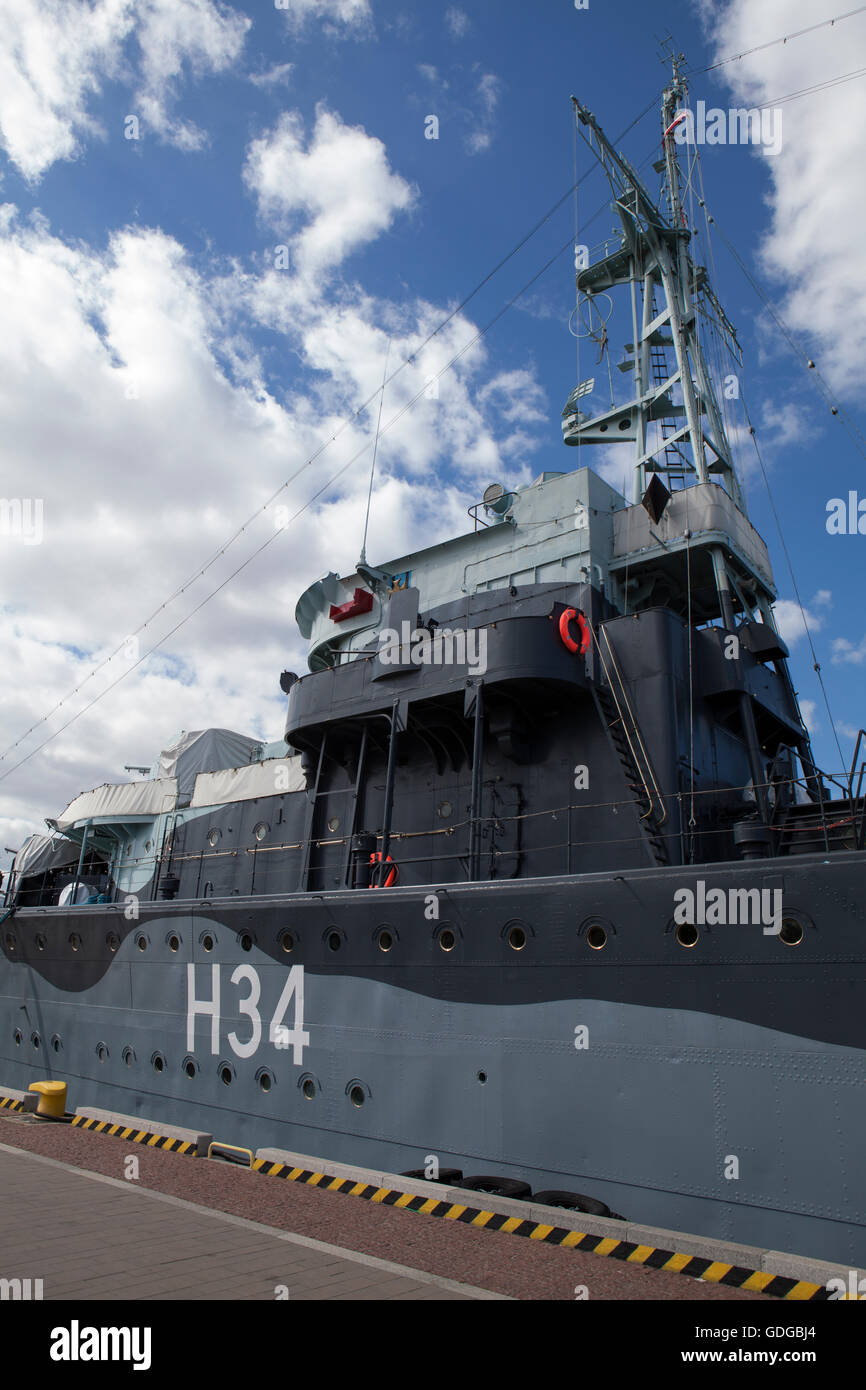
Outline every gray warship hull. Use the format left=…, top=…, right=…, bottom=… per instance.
left=3, top=848, right=865, bottom=1267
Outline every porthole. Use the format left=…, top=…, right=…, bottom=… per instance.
left=202, top=933, right=214, bottom=952
left=377, top=929, right=393, bottom=953
left=207, top=828, right=221, bottom=847
left=280, top=931, right=294, bottom=954
left=122, top=1046, right=135, bottom=1068
left=69, top=933, right=81, bottom=952
left=96, top=1041, right=108, bottom=1063
left=676, top=923, right=699, bottom=948
left=168, top=933, right=180, bottom=953
left=183, top=1057, right=197, bottom=1079
left=145, top=839, right=153, bottom=853
left=13, top=1028, right=22, bottom=1046
left=31, top=1032, right=41, bottom=1049
left=302, top=1078, right=316, bottom=1100
left=239, top=932, right=253, bottom=953
left=477, top=1071, right=488, bottom=1085
left=106, top=931, right=119, bottom=952
left=327, top=931, right=341, bottom=952
left=152, top=1052, right=165, bottom=1073
left=327, top=817, right=340, bottom=833
left=438, top=801, right=453, bottom=819
left=51, top=1034, right=62, bottom=1054
left=136, top=934, right=148, bottom=952
left=349, top=1085, right=365, bottom=1108
left=254, top=822, right=268, bottom=842
left=587, top=924, right=607, bottom=950
left=507, top=925, right=526, bottom=952
left=35, top=933, right=46, bottom=952
left=780, top=918, right=804, bottom=947
left=5, top=933, right=15, bottom=952
left=257, top=1069, right=274, bottom=1093
left=219, top=1063, right=234, bottom=1086
left=438, top=927, right=456, bottom=952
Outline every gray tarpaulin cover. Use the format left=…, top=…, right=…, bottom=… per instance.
left=12, top=833, right=79, bottom=879
left=190, top=757, right=306, bottom=807
left=156, top=729, right=262, bottom=805
left=56, top=778, right=179, bottom=829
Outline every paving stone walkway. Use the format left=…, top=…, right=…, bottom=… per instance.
left=0, top=1144, right=503, bottom=1301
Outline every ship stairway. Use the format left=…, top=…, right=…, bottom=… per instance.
left=776, top=796, right=864, bottom=856
left=591, top=626, right=669, bottom=865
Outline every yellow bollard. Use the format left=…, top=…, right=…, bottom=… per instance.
left=28, top=1080, right=67, bottom=1119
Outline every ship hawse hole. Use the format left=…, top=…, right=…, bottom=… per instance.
left=438, top=928, right=456, bottom=952
left=587, top=924, right=607, bottom=950
left=240, top=933, right=252, bottom=952
left=168, top=934, right=180, bottom=952
left=302, top=1079, right=316, bottom=1099
left=507, top=925, right=526, bottom=951
left=220, top=1065, right=233, bottom=1086
left=202, top=934, right=214, bottom=952
left=328, top=931, right=341, bottom=952
left=378, top=930, right=393, bottom=952
left=349, top=1085, right=365, bottom=1108
left=280, top=931, right=294, bottom=953
left=780, top=918, right=804, bottom=946
left=676, top=923, right=699, bottom=948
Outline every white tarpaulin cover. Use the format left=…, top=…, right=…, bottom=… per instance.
left=190, top=757, right=306, bottom=808
left=156, top=729, right=262, bottom=804
left=12, top=833, right=79, bottom=879
left=56, top=778, right=178, bottom=830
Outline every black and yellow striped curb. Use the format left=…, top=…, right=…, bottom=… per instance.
left=0, top=1095, right=26, bottom=1112
left=71, top=1114, right=198, bottom=1154
left=250, top=1158, right=830, bottom=1301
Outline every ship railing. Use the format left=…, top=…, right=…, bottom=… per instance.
left=848, top=729, right=866, bottom=851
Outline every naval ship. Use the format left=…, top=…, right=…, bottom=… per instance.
left=2, top=64, right=865, bottom=1267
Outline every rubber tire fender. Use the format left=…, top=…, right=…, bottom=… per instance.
left=533, top=1189, right=611, bottom=1217
left=401, top=1168, right=464, bottom=1185
left=454, top=1175, right=532, bottom=1200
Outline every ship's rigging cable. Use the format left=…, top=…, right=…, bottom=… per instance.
left=0, top=108, right=661, bottom=774
left=359, top=338, right=390, bottom=566
left=703, top=211, right=866, bottom=463
left=740, top=388, right=846, bottom=770
left=687, top=6, right=866, bottom=76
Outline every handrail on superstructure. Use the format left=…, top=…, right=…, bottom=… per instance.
left=593, top=623, right=666, bottom=825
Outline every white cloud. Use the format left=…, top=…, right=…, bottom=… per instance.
left=466, top=72, right=502, bottom=155
left=701, top=0, right=866, bottom=397
left=243, top=107, right=416, bottom=280
left=832, top=635, right=866, bottom=666
left=0, top=0, right=250, bottom=180
left=445, top=7, right=470, bottom=39
left=249, top=63, right=295, bottom=89
left=278, top=0, right=372, bottom=36
left=772, top=589, right=831, bottom=647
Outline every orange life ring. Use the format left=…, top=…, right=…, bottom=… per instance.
left=369, top=851, right=398, bottom=888
left=559, top=607, right=591, bottom=657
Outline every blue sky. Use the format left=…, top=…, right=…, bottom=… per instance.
left=0, top=0, right=864, bottom=861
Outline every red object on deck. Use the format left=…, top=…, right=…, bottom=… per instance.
left=329, top=588, right=374, bottom=622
